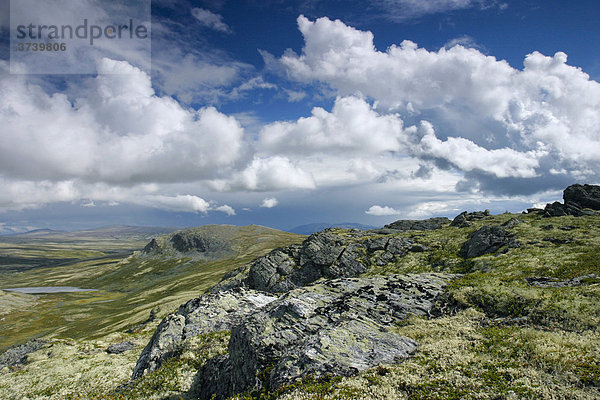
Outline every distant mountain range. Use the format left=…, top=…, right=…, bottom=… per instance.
left=288, top=222, right=378, bottom=235
left=3, top=225, right=178, bottom=240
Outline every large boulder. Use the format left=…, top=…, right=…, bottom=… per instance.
left=543, top=184, right=600, bottom=217
left=563, top=184, right=600, bottom=210
left=131, top=288, right=277, bottom=379
left=450, top=210, right=491, bottom=228
left=245, top=230, right=364, bottom=293
left=193, top=273, right=456, bottom=400
left=459, top=225, right=519, bottom=258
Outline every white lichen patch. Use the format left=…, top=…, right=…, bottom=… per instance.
left=0, top=333, right=148, bottom=399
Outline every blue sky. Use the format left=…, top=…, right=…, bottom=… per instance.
left=1, top=0, right=600, bottom=233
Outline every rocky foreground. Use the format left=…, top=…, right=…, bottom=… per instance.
left=126, top=184, right=600, bottom=399
left=1, top=184, right=599, bottom=399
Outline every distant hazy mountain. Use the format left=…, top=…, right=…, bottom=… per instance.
left=288, top=222, right=378, bottom=235
left=5, top=225, right=178, bottom=240
left=6, top=228, right=67, bottom=237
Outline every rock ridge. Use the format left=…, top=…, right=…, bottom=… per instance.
left=211, top=229, right=427, bottom=294
left=543, top=184, right=600, bottom=217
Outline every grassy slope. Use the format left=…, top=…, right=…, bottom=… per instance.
left=2, top=215, right=600, bottom=399
left=0, top=225, right=304, bottom=348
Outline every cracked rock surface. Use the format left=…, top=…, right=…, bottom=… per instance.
left=131, top=288, right=277, bottom=379
left=211, top=229, right=426, bottom=294
left=193, top=273, right=456, bottom=400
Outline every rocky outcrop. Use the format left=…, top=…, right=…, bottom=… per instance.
left=140, top=227, right=236, bottom=260
left=459, top=225, right=519, bottom=258
left=211, top=230, right=425, bottom=294
left=0, top=339, right=47, bottom=368
left=543, top=184, right=600, bottom=217
left=106, top=341, right=135, bottom=354
left=525, top=274, right=598, bottom=288
left=243, top=230, right=368, bottom=293
left=383, top=217, right=450, bottom=231
left=132, top=288, right=277, bottom=379
left=501, top=218, right=523, bottom=229
left=564, top=184, right=600, bottom=210
left=451, top=210, right=491, bottom=228
left=142, top=238, right=161, bottom=254
left=169, top=232, right=229, bottom=254
left=192, top=273, right=456, bottom=400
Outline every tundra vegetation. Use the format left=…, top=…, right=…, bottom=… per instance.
left=0, top=189, right=599, bottom=399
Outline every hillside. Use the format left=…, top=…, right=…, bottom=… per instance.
left=1, top=185, right=599, bottom=399
left=0, top=225, right=304, bottom=350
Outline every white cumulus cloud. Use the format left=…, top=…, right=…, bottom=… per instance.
left=222, top=156, right=316, bottom=191
left=214, top=204, right=236, bottom=216
left=276, top=16, right=600, bottom=192
left=0, top=58, right=246, bottom=185
left=260, top=197, right=279, bottom=208
left=365, top=205, right=401, bottom=216
left=259, top=96, right=404, bottom=156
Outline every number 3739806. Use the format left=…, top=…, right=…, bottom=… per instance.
left=17, top=42, right=67, bottom=51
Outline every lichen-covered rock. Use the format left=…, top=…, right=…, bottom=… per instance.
left=322, top=243, right=368, bottom=279
left=215, top=230, right=374, bottom=294
left=194, top=273, right=456, bottom=400
left=459, top=225, right=519, bottom=258
left=131, top=313, right=185, bottom=379
left=0, top=339, right=47, bottom=368
left=544, top=201, right=569, bottom=217
left=213, top=230, right=431, bottom=294
left=131, top=288, right=277, bottom=379
left=501, top=218, right=523, bottom=229
left=525, top=274, right=598, bottom=288
left=106, top=341, right=135, bottom=354
left=450, top=212, right=472, bottom=228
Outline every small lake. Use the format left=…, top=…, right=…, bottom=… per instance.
left=2, top=287, right=98, bottom=294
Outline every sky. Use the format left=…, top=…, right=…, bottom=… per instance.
left=1, top=0, right=600, bottom=233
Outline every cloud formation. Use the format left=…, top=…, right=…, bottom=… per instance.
left=2, top=14, right=599, bottom=224
left=1, top=59, right=245, bottom=184
left=365, top=205, right=401, bottom=216
left=276, top=16, right=600, bottom=192
left=259, top=96, right=403, bottom=156
left=191, top=8, right=231, bottom=33
left=260, top=197, right=279, bottom=208
left=0, top=58, right=248, bottom=212
left=371, top=0, right=501, bottom=20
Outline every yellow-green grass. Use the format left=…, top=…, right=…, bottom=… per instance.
left=2, top=215, right=600, bottom=399
left=0, top=225, right=304, bottom=350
